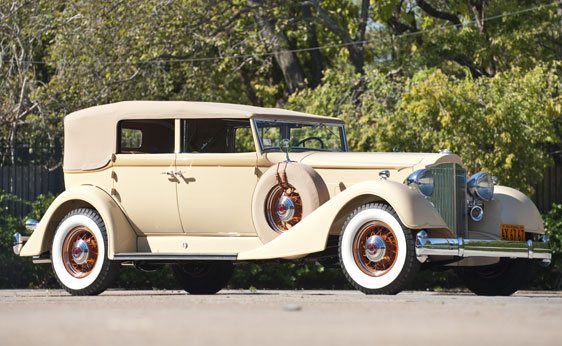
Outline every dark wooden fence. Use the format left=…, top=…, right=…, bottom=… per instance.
left=0, top=165, right=64, bottom=218
left=532, top=159, right=562, bottom=213
left=0, top=139, right=64, bottom=218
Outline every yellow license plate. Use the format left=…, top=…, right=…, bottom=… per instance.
left=500, top=224, right=525, bottom=241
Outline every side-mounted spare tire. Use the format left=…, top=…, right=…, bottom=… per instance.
left=251, top=162, right=330, bottom=243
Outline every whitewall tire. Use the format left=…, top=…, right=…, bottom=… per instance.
left=51, top=208, right=119, bottom=295
left=339, top=203, right=420, bottom=294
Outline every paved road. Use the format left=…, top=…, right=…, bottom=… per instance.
left=1, top=289, right=561, bottom=346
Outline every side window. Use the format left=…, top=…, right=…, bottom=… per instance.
left=234, top=127, right=255, bottom=153
left=118, top=119, right=174, bottom=154
left=181, top=119, right=254, bottom=153
left=121, top=128, right=142, bottom=150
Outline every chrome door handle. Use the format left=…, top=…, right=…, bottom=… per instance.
left=175, top=170, right=185, bottom=176
left=161, top=170, right=174, bottom=176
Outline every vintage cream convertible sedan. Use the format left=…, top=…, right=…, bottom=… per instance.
left=13, top=101, right=552, bottom=296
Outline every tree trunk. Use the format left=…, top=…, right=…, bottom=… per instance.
left=239, top=67, right=262, bottom=106
left=247, top=0, right=305, bottom=95
left=302, top=5, right=323, bottom=88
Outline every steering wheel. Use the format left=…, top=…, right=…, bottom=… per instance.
left=296, top=136, right=325, bottom=149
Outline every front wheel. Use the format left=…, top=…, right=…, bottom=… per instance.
left=456, top=259, right=535, bottom=296
left=172, top=261, right=234, bottom=294
left=51, top=208, right=119, bottom=296
left=339, top=203, right=420, bottom=294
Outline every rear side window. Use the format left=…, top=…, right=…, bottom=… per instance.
left=118, top=119, right=174, bottom=154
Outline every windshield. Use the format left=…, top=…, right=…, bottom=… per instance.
left=254, top=119, right=347, bottom=152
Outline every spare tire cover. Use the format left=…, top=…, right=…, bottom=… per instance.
left=251, top=162, right=329, bottom=243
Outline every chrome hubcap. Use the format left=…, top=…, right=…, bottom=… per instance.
left=276, top=195, right=295, bottom=222
left=71, top=239, right=90, bottom=265
left=364, top=235, right=386, bottom=262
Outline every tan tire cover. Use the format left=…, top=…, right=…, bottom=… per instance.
left=252, top=162, right=330, bottom=243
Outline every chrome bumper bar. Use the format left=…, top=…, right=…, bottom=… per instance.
left=415, top=231, right=552, bottom=264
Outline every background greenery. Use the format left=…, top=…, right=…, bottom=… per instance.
left=1, top=0, right=562, bottom=290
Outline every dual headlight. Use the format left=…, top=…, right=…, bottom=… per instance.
left=467, top=172, right=494, bottom=201
left=406, top=169, right=495, bottom=202
left=406, top=169, right=434, bottom=197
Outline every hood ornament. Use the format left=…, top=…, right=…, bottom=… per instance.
left=280, top=139, right=292, bottom=162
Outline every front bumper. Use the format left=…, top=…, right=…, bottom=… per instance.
left=415, top=231, right=552, bottom=264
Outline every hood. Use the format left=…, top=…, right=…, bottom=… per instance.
left=263, top=151, right=463, bottom=171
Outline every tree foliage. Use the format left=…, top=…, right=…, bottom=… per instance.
left=289, top=63, right=561, bottom=193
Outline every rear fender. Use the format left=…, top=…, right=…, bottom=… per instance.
left=238, top=180, right=448, bottom=260
left=20, top=185, right=136, bottom=259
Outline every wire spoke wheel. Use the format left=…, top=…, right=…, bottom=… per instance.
left=52, top=208, right=119, bottom=295
left=353, top=221, right=398, bottom=277
left=339, top=203, right=419, bottom=295
left=62, top=226, right=99, bottom=278
left=265, top=185, right=303, bottom=233
left=252, top=162, right=329, bottom=243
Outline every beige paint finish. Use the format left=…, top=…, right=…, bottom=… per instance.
left=64, top=167, right=113, bottom=191
left=112, top=154, right=183, bottom=235
left=238, top=180, right=448, bottom=260
left=137, top=235, right=263, bottom=253
left=260, top=151, right=463, bottom=198
left=20, top=185, right=136, bottom=259
left=468, top=185, right=544, bottom=238
left=176, top=153, right=258, bottom=236
left=64, top=101, right=342, bottom=171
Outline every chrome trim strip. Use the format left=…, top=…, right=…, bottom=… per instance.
left=113, top=253, right=238, bottom=261
left=32, top=256, right=52, bottom=264
left=415, top=231, right=552, bottom=262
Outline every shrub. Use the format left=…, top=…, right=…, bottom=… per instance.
left=530, top=204, right=562, bottom=289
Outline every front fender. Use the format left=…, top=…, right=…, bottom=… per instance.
left=468, top=185, right=544, bottom=239
left=238, top=180, right=447, bottom=260
left=20, top=185, right=137, bottom=259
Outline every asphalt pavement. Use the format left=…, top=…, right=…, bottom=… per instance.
left=1, top=289, right=561, bottom=346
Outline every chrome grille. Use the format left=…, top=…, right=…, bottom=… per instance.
left=428, top=163, right=467, bottom=237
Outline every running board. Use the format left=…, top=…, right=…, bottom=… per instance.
left=113, top=253, right=238, bottom=261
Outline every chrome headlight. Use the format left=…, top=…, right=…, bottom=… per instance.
left=467, top=172, right=494, bottom=201
left=406, top=169, right=434, bottom=197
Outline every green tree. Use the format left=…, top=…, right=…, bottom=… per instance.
left=289, top=63, right=561, bottom=194
left=0, top=1, right=58, bottom=164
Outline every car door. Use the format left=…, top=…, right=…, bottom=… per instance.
left=175, top=118, right=259, bottom=236
left=112, top=119, right=183, bottom=235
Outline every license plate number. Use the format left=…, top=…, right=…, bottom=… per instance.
left=500, top=224, right=525, bottom=241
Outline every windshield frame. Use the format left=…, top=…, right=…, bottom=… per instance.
left=252, top=118, right=348, bottom=153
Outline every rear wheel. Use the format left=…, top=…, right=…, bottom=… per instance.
left=456, top=259, right=535, bottom=296
left=51, top=208, right=119, bottom=296
left=172, top=261, right=234, bottom=294
left=339, top=203, right=420, bottom=295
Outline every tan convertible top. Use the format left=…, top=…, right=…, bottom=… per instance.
left=64, top=101, right=344, bottom=171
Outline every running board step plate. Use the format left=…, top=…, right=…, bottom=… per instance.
left=113, top=253, right=238, bottom=261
